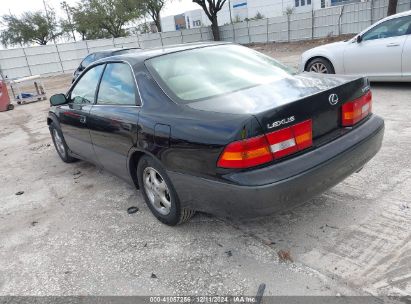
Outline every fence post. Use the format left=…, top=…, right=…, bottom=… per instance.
left=232, top=23, right=236, bottom=42
left=287, top=14, right=290, bottom=42
left=247, top=21, right=250, bottom=44
left=200, top=26, right=204, bottom=41
left=266, top=18, right=269, bottom=43
left=311, top=9, right=314, bottom=39
left=55, top=44, right=64, bottom=74
left=370, top=0, right=374, bottom=25
left=85, top=40, right=90, bottom=53
left=136, top=33, right=141, bottom=48
left=22, top=48, right=32, bottom=76
left=180, top=30, right=183, bottom=44
left=338, top=5, right=345, bottom=36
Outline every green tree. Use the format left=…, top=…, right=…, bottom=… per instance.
left=192, top=0, right=227, bottom=41
left=253, top=12, right=264, bottom=20
left=140, top=0, right=165, bottom=32
left=1, top=10, right=60, bottom=47
left=60, top=1, right=76, bottom=41
left=71, top=2, right=109, bottom=40
left=79, top=0, right=143, bottom=38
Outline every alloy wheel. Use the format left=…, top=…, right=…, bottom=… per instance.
left=143, top=167, right=172, bottom=215
left=53, top=129, right=66, bottom=158
left=309, top=62, right=329, bottom=73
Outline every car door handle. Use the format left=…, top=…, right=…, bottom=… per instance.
left=79, top=115, right=86, bottom=124
left=386, top=43, right=400, bottom=47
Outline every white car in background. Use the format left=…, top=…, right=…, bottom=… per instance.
left=300, top=10, right=411, bottom=81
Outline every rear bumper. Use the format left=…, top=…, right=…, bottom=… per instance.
left=168, top=115, right=384, bottom=218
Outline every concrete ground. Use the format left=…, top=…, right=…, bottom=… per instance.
left=0, top=41, right=410, bottom=297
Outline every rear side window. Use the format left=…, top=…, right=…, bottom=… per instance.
left=146, top=45, right=294, bottom=103
left=81, top=54, right=95, bottom=68
left=97, top=63, right=137, bottom=105
left=70, top=65, right=104, bottom=104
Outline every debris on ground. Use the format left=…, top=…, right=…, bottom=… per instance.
left=278, top=249, right=293, bottom=263
left=15, top=191, right=24, bottom=195
left=400, top=203, right=409, bottom=211
left=127, top=206, right=139, bottom=214
left=263, top=239, right=276, bottom=245
left=31, top=221, right=38, bottom=227
left=326, top=224, right=338, bottom=229
left=225, top=250, right=233, bottom=257
left=151, top=273, right=157, bottom=279
left=73, top=170, right=81, bottom=176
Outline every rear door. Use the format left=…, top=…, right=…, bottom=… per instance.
left=344, top=16, right=411, bottom=80
left=88, top=62, right=141, bottom=181
left=59, top=64, right=105, bottom=161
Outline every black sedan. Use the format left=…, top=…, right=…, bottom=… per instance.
left=48, top=42, right=384, bottom=225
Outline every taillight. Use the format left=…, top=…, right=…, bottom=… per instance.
left=218, top=119, right=312, bottom=169
left=217, top=135, right=273, bottom=169
left=342, top=91, right=372, bottom=127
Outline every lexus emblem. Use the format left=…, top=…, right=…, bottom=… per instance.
left=329, top=94, right=339, bottom=105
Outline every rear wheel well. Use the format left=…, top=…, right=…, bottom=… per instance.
left=47, top=117, right=53, bottom=125
left=305, top=56, right=334, bottom=72
left=129, top=151, right=146, bottom=189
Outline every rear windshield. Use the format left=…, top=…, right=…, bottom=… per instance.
left=145, top=44, right=295, bottom=103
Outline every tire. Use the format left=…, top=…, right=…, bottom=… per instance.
left=49, top=122, right=77, bottom=163
left=137, top=155, right=195, bottom=225
left=306, top=58, right=335, bottom=74
left=7, top=104, right=14, bottom=111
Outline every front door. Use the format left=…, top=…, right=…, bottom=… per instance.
left=88, top=62, right=141, bottom=181
left=403, top=35, right=411, bottom=80
left=344, top=15, right=411, bottom=80
left=59, top=64, right=105, bottom=161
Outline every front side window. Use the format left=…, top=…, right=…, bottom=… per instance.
left=97, top=63, right=137, bottom=105
left=70, top=65, right=104, bottom=104
left=363, top=16, right=411, bottom=41
left=146, top=45, right=294, bottom=104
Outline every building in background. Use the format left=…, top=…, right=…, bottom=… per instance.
left=160, top=0, right=360, bottom=32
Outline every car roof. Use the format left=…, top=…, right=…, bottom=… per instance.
left=91, top=47, right=141, bottom=55
left=369, top=9, right=411, bottom=26
left=96, top=41, right=231, bottom=65
left=383, top=9, right=411, bottom=20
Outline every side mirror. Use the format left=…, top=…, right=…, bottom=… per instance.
left=356, top=35, right=363, bottom=43
left=50, top=93, right=67, bottom=106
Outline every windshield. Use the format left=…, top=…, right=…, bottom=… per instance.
left=145, top=44, right=295, bottom=103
